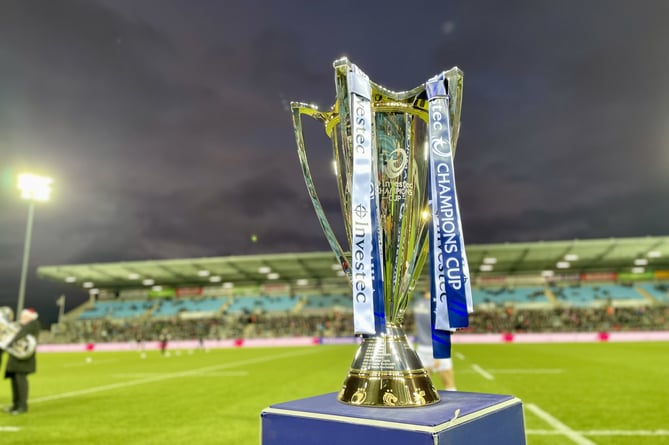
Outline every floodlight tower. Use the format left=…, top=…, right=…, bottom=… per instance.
left=16, top=173, right=53, bottom=314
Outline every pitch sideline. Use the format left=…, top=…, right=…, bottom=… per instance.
left=528, top=429, right=669, bottom=437
left=526, top=403, right=595, bottom=445
left=471, top=364, right=495, bottom=380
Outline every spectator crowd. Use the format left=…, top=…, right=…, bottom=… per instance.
left=48, top=304, right=669, bottom=344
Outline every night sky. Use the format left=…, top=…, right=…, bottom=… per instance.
left=1, top=0, right=668, bottom=325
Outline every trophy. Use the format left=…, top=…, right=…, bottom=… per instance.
left=291, top=58, right=469, bottom=407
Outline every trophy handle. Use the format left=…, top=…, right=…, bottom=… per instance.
left=291, top=102, right=351, bottom=277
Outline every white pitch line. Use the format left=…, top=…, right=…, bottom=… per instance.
left=528, top=429, right=669, bottom=436
left=471, top=364, right=494, bottom=380
left=31, top=348, right=318, bottom=405
left=583, top=430, right=669, bottom=436
left=454, top=352, right=466, bottom=360
left=0, top=426, right=21, bottom=432
left=487, top=369, right=564, bottom=374
left=526, top=404, right=596, bottom=445
left=112, top=371, right=249, bottom=378
left=193, top=371, right=249, bottom=377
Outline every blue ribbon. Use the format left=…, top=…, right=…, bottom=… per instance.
left=370, top=180, right=386, bottom=333
left=427, top=73, right=473, bottom=331
left=427, top=175, right=452, bottom=359
left=428, top=276, right=452, bottom=359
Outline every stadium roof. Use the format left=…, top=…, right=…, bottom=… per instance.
left=37, top=236, right=669, bottom=291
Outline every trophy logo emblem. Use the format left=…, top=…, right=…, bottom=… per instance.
left=350, top=388, right=367, bottom=405
left=382, top=391, right=398, bottom=407
left=413, top=389, right=427, bottom=406
left=384, top=148, right=408, bottom=179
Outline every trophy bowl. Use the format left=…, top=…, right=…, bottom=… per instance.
left=292, top=58, right=463, bottom=407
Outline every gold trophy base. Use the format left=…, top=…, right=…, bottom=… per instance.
left=337, top=324, right=440, bottom=407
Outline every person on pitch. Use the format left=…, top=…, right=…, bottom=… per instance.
left=0, top=307, right=15, bottom=388
left=413, top=291, right=456, bottom=391
left=4, top=308, right=40, bottom=415
left=159, top=328, right=171, bottom=356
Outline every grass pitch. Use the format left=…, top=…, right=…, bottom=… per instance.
left=0, top=342, right=667, bottom=444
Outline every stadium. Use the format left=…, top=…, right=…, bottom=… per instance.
left=3, top=2, right=669, bottom=444
left=1, top=236, right=664, bottom=444
left=36, top=236, right=669, bottom=346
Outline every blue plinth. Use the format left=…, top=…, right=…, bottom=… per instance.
left=261, top=391, right=526, bottom=445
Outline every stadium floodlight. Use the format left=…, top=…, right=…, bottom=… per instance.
left=564, top=254, right=579, bottom=262
left=331, top=263, right=341, bottom=270
left=541, top=270, right=555, bottom=277
left=65, top=276, right=77, bottom=283
left=142, top=279, right=154, bottom=286
left=128, top=273, right=140, bottom=280
left=222, top=282, right=234, bottom=289
left=17, top=173, right=52, bottom=202
left=83, top=281, right=95, bottom=289
left=632, top=267, right=645, bottom=274
left=634, top=258, right=648, bottom=266
left=258, top=266, right=271, bottom=274
left=556, top=261, right=570, bottom=269
left=15, top=172, right=53, bottom=314
left=479, top=264, right=494, bottom=272
left=483, top=257, right=497, bottom=265
left=209, top=276, right=222, bottom=283
left=647, top=251, right=662, bottom=258
left=197, top=270, right=210, bottom=277
left=296, top=279, right=309, bottom=286
left=267, top=272, right=280, bottom=280
left=151, top=285, right=162, bottom=291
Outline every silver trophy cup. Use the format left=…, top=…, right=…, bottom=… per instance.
left=292, top=58, right=463, bottom=407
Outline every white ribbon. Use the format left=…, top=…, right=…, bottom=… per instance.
left=348, top=65, right=376, bottom=335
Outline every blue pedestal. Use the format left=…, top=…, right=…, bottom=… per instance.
left=261, top=391, right=526, bottom=445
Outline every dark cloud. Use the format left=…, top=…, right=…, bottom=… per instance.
left=464, top=180, right=669, bottom=244
left=433, top=0, right=669, bottom=244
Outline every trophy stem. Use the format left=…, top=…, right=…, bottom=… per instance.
left=337, top=323, right=439, bottom=407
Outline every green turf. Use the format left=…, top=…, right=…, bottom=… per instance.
left=0, top=342, right=667, bottom=444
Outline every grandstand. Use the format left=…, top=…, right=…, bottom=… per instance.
left=36, top=236, right=669, bottom=343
